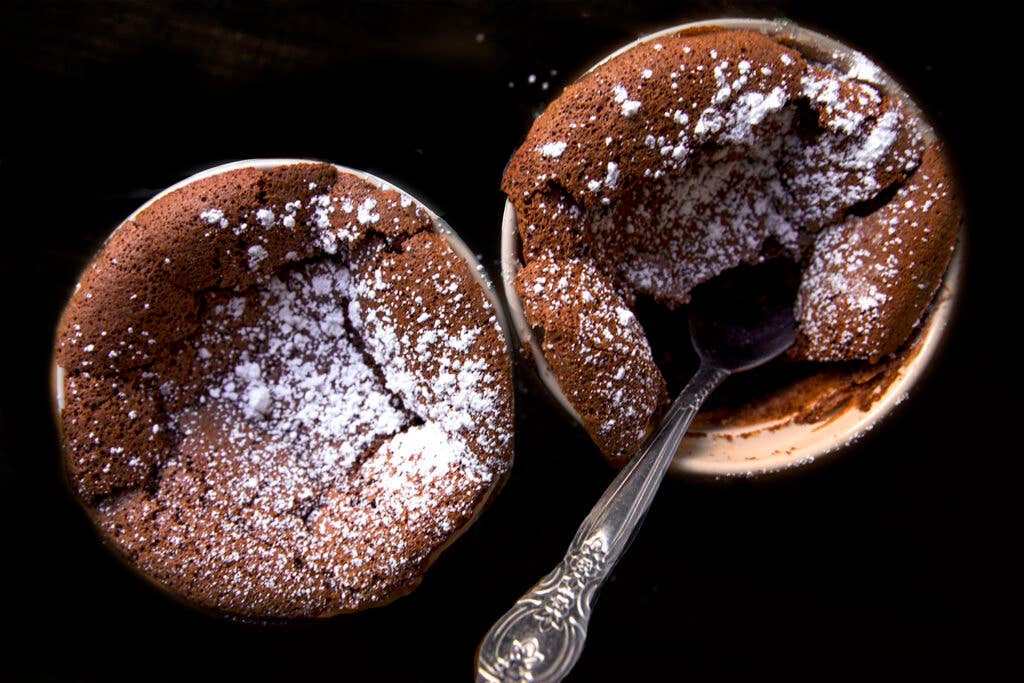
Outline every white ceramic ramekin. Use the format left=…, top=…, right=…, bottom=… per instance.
left=500, top=19, right=965, bottom=477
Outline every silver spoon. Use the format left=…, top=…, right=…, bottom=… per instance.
left=476, top=263, right=798, bottom=682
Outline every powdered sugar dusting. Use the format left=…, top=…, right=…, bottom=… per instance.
left=135, top=243, right=509, bottom=612
left=64, top=164, right=513, bottom=618
left=164, top=260, right=414, bottom=487
left=539, top=141, right=568, bottom=158
left=246, top=245, right=268, bottom=270
left=796, top=165, right=951, bottom=361
left=200, top=208, right=228, bottom=228
left=356, top=198, right=380, bottom=226
left=348, top=236, right=512, bottom=467
left=612, top=83, right=642, bottom=117
left=379, top=422, right=467, bottom=485
left=562, top=55, right=919, bottom=307
left=517, top=257, right=663, bottom=460
left=505, top=30, right=953, bottom=463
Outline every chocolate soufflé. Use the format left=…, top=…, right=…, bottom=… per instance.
left=54, top=162, right=514, bottom=619
left=503, top=28, right=961, bottom=466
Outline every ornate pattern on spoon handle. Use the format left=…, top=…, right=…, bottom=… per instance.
left=476, top=534, right=609, bottom=683
left=477, top=363, right=729, bottom=682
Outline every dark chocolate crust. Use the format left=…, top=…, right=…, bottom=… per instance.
left=55, top=163, right=513, bottom=619
left=504, top=30, right=960, bottom=464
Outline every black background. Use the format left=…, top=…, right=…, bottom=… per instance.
left=0, top=1, right=1003, bottom=680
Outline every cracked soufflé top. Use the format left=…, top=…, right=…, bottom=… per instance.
left=503, top=29, right=960, bottom=465
left=55, top=162, right=513, bottom=619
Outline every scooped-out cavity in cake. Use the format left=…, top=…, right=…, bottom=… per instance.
left=54, top=162, right=514, bottom=619
left=503, top=29, right=961, bottom=465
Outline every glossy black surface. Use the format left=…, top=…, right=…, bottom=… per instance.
left=1, top=1, right=997, bottom=679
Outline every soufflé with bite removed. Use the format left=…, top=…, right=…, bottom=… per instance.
left=503, top=29, right=961, bottom=465
left=54, top=162, right=513, bottom=619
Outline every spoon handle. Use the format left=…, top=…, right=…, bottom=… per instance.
left=476, top=362, right=729, bottom=683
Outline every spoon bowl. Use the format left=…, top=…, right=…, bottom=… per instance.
left=688, top=260, right=797, bottom=373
